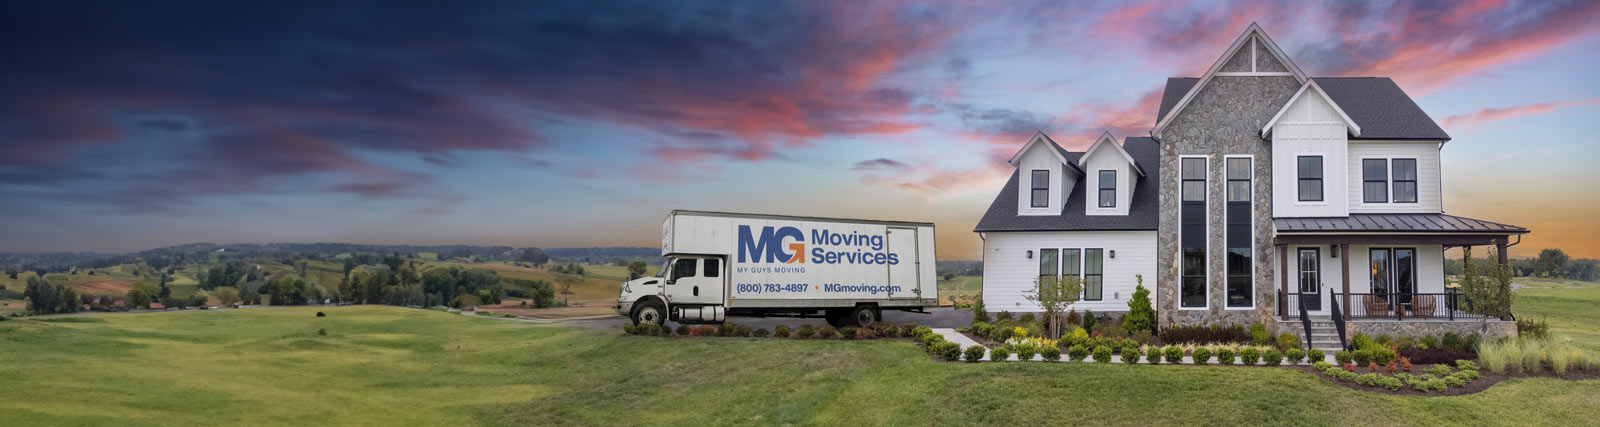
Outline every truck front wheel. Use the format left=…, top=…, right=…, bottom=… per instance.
left=849, top=305, right=880, bottom=328
left=632, top=299, right=666, bottom=327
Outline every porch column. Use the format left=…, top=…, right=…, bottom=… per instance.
left=1340, top=244, right=1351, bottom=316
left=1497, top=239, right=1509, bottom=266
left=1279, top=245, right=1289, bottom=321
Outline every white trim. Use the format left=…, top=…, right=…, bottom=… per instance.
left=1223, top=154, right=1256, bottom=311
left=1261, top=79, right=1363, bottom=138
left=1008, top=131, right=1079, bottom=174
left=1177, top=154, right=1210, bottom=310
left=1293, top=151, right=1328, bottom=205
left=1250, top=37, right=1256, bottom=72
left=1038, top=247, right=1108, bottom=302
left=1214, top=72, right=1294, bottom=76
left=1151, top=23, right=1308, bottom=139
left=1078, top=131, right=1146, bottom=177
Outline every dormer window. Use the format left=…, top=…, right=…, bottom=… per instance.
left=1097, top=170, right=1116, bottom=208
left=1030, top=170, right=1049, bottom=207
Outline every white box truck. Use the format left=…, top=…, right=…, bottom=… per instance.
left=616, top=210, right=938, bottom=328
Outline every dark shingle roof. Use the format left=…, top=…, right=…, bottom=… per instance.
left=1313, top=77, right=1450, bottom=140
left=1275, top=214, right=1527, bottom=234
left=973, top=137, right=1159, bottom=232
left=1154, top=77, right=1449, bottom=141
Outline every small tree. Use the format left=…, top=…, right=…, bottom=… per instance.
left=1123, top=274, right=1156, bottom=335
left=127, top=281, right=160, bottom=309
left=214, top=287, right=241, bottom=307
left=1026, top=274, right=1082, bottom=339
left=626, top=261, right=648, bottom=279
left=554, top=274, right=579, bottom=306
left=971, top=296, right=989, bottom=324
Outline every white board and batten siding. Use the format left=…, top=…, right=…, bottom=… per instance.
left=981, top=231, right=1157, bottom=313
left=1271, top=86, right=1349, bottom=218
left=1347, top=141, right=1444, bottom=213
left=1081, top=147, right=1136, bottom=216
left=1016, top=142, right=1077, bottom=216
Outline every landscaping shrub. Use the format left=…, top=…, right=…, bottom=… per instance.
left=1067, top=345, right=1090, bottom=362
left=624, top=325, right=639, bottom=335
left=1277, top=333, right=1299, bottom=352
left=923, top=334, right=946, bottom=349
left=988, top=326, right=1013, bottom=343
left=1040, top=345, right=1061, bottom=362
left=693, top=325, right=717, bottom=336
left=1019, top=313, right=1036, bottom=324
left=1240, top=347, right=1261, bottom=365
left=1158, top=324, right=1249, bottom=345
left=1548, top=340, right=1573, bottom=375
left=1016, top=345, right=1037, bottom=361
left=1352, top=349, right=1373, bottom=366
left=1519, top=338, right=1544, bottom=373
left=816, top=326, right=836, bottom=339
left=1285, top=348, right=1305, bottom=365
left=1250, top=323, right=1270, bottom=346
left=1144, top=349, right=1161, bottom=364
left=1426, top=364, right=1453, bottom=377
left=934, top=342, right=962, bottom=361
left=1080, top=310, right=1095, bottom=331
left=901, top=324, right=921, bottom=338
left=1333, top=369, right=1358, bottom=382
left=1442, top=332, right=1464, bottom=351
left=990, top=346, right=1011, bottom=361
left=1263, top=348, right=1283, bottom=366
left=1191, top=347, right=1212, bottom=365
left=1163, top=346, right=1183, bottom=364
left=1309, top=349, right=1326, bottom=363
left=1123, top=277, right=1156, bottom=335
left=1120, top=343, right=1140, bottom=360
left=774, top=325, right=792, bottom=338
left=840, top=327, right=857, bottom=339
left=855, top=327, right=878, bottom=339
left=1093, top=346, right=1113, bottom=363
left=1352, top=334, right=1377, bottom=351
left=912, top=326, right=933, bottom=341
left=676, top=325, right=691, bottom=336
left=1313, top=361, right=1333, bottom=371
left=717, top=322, right=735, bottom=337
left=1377, top=334, right=1393, bottom=346
left=1454, top=369, right=1479, bottom=381
left=1479, top=339, right=1510, bottom=374
left=1217, top=347, right=1236, bottom=365
left=1378, top=375, right=1403, bottom=391
left=1356, top=373, right=1380, bottom=387
left=795, top=324, right=816, bottom=339
left=1517, top=317, right=1550, bottom=339
left=964, top=345, right=987, bottom=363
left=1335, top=350, right=1353, bottom=365
left=754, top=328, right=770, bottom=338
left=997, top=311, right=1013, bottom=321
left=1444, top=374, right=1468, bottom=388
left=1372, top=348, right=1397, bottom=366
left=1420, top=335, right=1439, bottom=350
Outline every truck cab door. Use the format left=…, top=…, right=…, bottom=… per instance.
left=666, top=256, right=725, bottom=306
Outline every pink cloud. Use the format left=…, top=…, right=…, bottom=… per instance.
left=1441, top=98, right=1600, bottom=129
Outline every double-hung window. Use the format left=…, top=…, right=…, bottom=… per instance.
left=1083, top=249, right=1103, bottom=301
left=1030, top=170, right=1049, bottom=207
left=1362, top=159, right=1388, bottom=203
left=1225, top=157, right=1252, bottom=308
left=1392, top=159, right=1417, bottom=203
left=1297, top=156, right=1323, bottom=202
left=1097, top=170, right=1116, bottom=208
left=1040, top=248, right=1103, bottom=301
left=1180, top=157, right=1207, bottom=308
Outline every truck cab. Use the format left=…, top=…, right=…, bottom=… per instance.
left=616, top=254, right=727, bottom=326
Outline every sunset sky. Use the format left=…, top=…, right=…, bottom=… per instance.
left=2, top=0, right=1598, bottom=259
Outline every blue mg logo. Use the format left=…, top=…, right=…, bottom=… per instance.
left=737, top=225, right=805, bottom=263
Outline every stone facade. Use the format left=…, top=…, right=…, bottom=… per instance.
left=1276, top=320, right=1518, bottom=341
left=1256, top=48, right=1289, bottom=72
left=1156, top=75, right=1300, bottom=327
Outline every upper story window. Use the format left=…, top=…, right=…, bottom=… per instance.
left=1097, top=170, right=1116, bottom=208
left=1181, top=158, right=1206, bottom=202
left=1226, top=158, right=1250, bottom=202
left=1297, top=156, right=1323, bottom=202
left=1030, top=170, right=1049, bottom=207
left=1392, top=159, right=1417, bottom=203
left=1363, top=159, right=1389, bottom=203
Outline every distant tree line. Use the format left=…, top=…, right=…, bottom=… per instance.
left=1445, top=248, right=1599, bottom=282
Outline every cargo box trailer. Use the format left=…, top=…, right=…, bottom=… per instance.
left=616, top=210, right=938, bottom=328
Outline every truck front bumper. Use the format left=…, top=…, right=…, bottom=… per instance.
left=615, top=300, right=633, bottom=317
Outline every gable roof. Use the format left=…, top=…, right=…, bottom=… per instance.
left=1314, top=77, right=1451, bottom=140
left=1007, top=131, right=1085, bottom=175
left=1261, top=79, right=1362, bottom=138
left=1079, top=131, right=1146, bottom=177
left=1155, top=76, right=1451, bottom=140
left=974, top=137, right=1160, bottom=232
left=1150, top=22, right=1307, bottom=138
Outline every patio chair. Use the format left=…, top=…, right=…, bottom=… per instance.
left=1363, top=296, right=1389, bottom=318
left=1410, top=295, right=1436, bottom=318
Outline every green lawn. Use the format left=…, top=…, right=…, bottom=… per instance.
left=937, top=275, right=981, bottom=305
left=3, top=305, right=1598, bottom=426
left=1514, top=278, right=1600, bottom=355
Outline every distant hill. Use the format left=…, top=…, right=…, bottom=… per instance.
left=0, top=243, right=662, bottom=271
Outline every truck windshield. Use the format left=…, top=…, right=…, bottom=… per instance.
left=657, top=261, right=671, bottom=278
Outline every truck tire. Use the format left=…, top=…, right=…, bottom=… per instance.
left=824, top=309, right=849, bottom=328
left=631, top=299, right=666, bottom=327
left=848, top=305, right=880, bottom=328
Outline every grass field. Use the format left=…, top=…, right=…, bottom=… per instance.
left=1513, top=278, right=1600, bottom=354
left=936, top=275, right=981, bottom=305
left=2, top=305, right=1597, bottom=426
left=427, top=261, right=622, bottom=306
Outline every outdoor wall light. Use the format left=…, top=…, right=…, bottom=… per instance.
left=1331, top=244, right=1339, bottom=257
left=1026, top=249, right=1033, bottom=259
left=1110, top=250, right=1116, bottom=259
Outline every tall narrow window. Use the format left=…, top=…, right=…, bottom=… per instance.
left=1225, top=157, right=1252, bottom=308
left=1392, top=159, right=1417, bottom=203
left=1098, top=170, right=1116, bottom=208
left=1297, top=156, right=1323, bottom=202
left=1062, top=249, right=1081, bottom=279
left=1362, top=159, right=1388, bottom=203
left=1298, top=248, right=1321, bottom=311
left=1038, top=248, right=1058, bottom=281
left=1030, top=170, right=1049, bottom=207
left=1180, top=157, right=1207, bottom=308
left=1394, top=248, right=1416, bottom=305
left=1083, top=249, right=1103, bottom=301
left=1369, top=249, right=1391, bottom=300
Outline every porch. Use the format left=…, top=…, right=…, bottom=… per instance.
left=1271, top=213, right=1528, bottom=346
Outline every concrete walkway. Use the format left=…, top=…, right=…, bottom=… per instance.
left=931, top=328, right=1338, bottom=364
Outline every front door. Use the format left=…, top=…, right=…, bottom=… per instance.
left=665, top=256, right=725, bottom=306
left=1297, top=248, right=1322, bottom=312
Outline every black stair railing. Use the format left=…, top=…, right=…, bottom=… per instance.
left=1328, top=286, right=1347, bottom=351
left=1297, top=291, right=1313, bottom=353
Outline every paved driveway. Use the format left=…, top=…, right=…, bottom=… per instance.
left=552, top=307, right=974, bottom=330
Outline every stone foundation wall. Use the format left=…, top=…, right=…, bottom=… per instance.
left=1273, top=320, right=1517, bottom=340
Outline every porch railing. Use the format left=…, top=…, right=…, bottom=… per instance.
left=1283, top=289, right=1485, bottom=321
left=1328, top=288, right=1347, bottom=350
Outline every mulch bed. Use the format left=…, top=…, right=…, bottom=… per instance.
left=1295, top=365, right=1600, bottom=396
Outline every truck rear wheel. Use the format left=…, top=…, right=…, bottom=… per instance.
left=849, top=305, right=880, bottom=328
left=631, top=299, right=666, bottom=327
left=824, top=309, right=849, bottom=328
